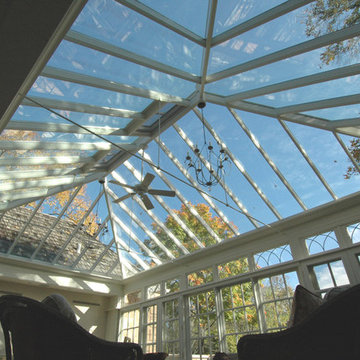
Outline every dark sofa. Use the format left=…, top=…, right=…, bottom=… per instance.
left=237, top=283, right=360, bottom=360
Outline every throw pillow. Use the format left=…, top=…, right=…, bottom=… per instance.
left=42, top=294, right=77, bottom=322
left=287, top=285, right=323, bottom=327
left=324, top=285, right=350, bottom=302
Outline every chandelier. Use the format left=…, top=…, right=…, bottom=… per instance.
left=185, top=101, right=231, bottom=188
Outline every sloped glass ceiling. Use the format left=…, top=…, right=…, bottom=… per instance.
left=1, top=0, right=360, bottom=279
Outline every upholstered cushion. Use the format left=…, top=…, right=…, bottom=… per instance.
left=143, top=353, right=168, bottom=360
left=324, top=285, right=350, bottom=301
left=213, top=352, right=231, bottom=360
left=288, top=285, right=323, bottom=327
left=42, top=294, right=76, bottom=322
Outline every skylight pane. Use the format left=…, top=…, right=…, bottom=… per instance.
left=29, top=76, right=152, bottom=112
left=72, top=0, right=203, bottom=75
left=247, top=75, right=360, bottom=108
left=48, top=41, right=196, bottom=98
left=302, top=104, right=360, bottom=121
left=239, top=116, right=335, bottom=209
left=287, top=123, right=360, bottom=199
left=206, top=48, right=360, bottom=97
left=12, top=105, right=132, bottom=129
left=210, top=4, right=312, bottom=73
left=139, top=0, right=208, bottom=37
left=210, top=107, right=305, bottom=218
left=214, top=0, right=286, bottom=35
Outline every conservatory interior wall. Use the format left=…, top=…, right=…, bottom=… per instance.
left=0, top=192, right=360, bottom=358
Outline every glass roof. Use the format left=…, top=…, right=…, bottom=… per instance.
left=1, top=0, right=360, bottom=279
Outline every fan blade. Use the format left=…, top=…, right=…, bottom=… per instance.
left=113, top=193, right=134, bottom=203
left=148, top=189, right=176, bottom=197
left=109, top=180, right=136, bottom=190
left=140, top=194, right=154, bottom=210
left=141, top=173, right=155, bottom=188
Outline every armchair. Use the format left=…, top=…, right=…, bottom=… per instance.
left=0, top=294, right=143, bottom=360
left=237, top=283, right=360, bottom=359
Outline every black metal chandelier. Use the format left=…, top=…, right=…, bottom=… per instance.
left=185, top=101, right=231, bottom=188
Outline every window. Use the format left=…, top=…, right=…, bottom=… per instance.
left=218, top=257, right=249, bottom=279
left=188, top=267, right=213, bottom=287
left=311, top=260, right=349, bottom=292
left=306, top=231, right=339, bottom=255
left=124, top=290, right=141, bottom=305
left=144, top=305, right=157, bottom=353
left=147, top=284, right=161, bottom=299
left=119, top=309, right=140, bottom=343
left=259, top=271, right=298, bottom=332
left=221, top=282, right=259, bottom=353
left=163, top=299, right=180, bottom=359
left=165, top=278, right=180, bottom=294
left=254, top=245, right=292, bottom=269
left=188, top=290, right=217, bottom=359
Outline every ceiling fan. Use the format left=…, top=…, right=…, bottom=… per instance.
left=109, top=173, right=176, bottom=210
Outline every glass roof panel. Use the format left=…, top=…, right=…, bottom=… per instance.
left=206, top=47, right=360, bottom=97
left=210, top=107, right=307, bottom=217
left=12, top=106, right=133, bottom=128
left=139, top=0, right=208, bottom=37
left=247, top=75, right=360, bottom=108
left=209, top=5, right=312, bottom=73
left=29, top=77, right=152, bottom=111
left=240, top=115, right=336, bottom=209
left=301, top=105, right=360, bottom=121
left=214, top=0, right=286, bottom=35
left=48, top=41, right=196, bottom=98
left=286, top=122, right=360, bottom=198
left=72, top=0, right=203, bottom=75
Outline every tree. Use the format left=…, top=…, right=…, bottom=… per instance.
left=146, top=202, right=236, bottom=260
left=305, top=0, right=360, bottom=65
left=344, top=138, right=360, bottom=179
